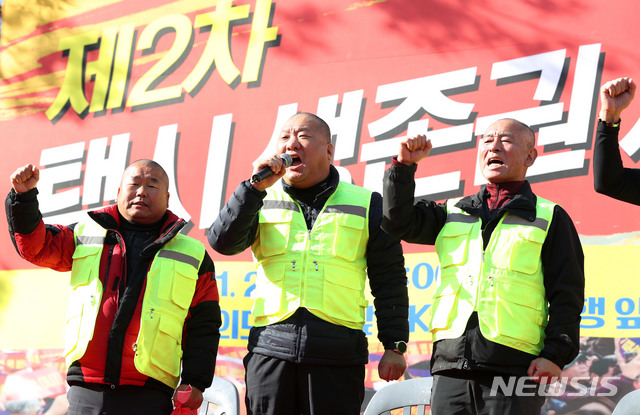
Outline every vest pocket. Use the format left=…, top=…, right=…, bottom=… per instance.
left=332, top=214, right=366, bottom=262
left=436, top=222, right=473, bottom=268
left=171, top=261, right=198, bottom=310
left=495, top=282, right=545, bottom=345
left=258, top=222, right=291, bottom=257
left=149, top=314, right=183, bottom=377
left=152, top=259, right=198, bottom=311
left=507, top=227, right=546, bottom=275
left=429, top=279, right=462, bottom=331
left=323, top=270, right=367, bottom=323
left=258, top=210, right=293, bottom=257
left=70, top=249, right=99, bottom=287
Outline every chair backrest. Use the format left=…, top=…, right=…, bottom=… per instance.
left=612, top=389, right=640, bottom=415
left=198, top=376, right=241, bottom=415
left=363, top=377, right=433, bottom=415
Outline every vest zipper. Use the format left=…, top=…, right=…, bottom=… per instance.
left=490, top=184, right=501, bottom=211
left=103, top=244, right=115, bottom=292
left=300, top=229, right=312, bottom=300
left=118, top=238, right=126, bottom=307
left=482, top=250, right=494, bottom=287
left=474, top=249, right=487, bottom=309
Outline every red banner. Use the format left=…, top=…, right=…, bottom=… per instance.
left=1, top=1, right=639, bottom=412
left=0, top=0, right=639, bottom=267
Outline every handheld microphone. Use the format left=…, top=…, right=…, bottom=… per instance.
left=251, top=153, right=293, bottom=184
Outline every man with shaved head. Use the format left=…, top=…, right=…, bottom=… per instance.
left=208, top=113, right=409, bottom=415
left=382, top=119, right=585, bottom=414
left=6, top=159, right=221, bottom=415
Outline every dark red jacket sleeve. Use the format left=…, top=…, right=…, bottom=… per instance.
left=5, top=188, right=76, bottom=271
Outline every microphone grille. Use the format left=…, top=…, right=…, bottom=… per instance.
left=280, top=153, right=293, bottom=167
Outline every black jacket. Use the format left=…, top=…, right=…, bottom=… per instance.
left=382, top=163, right=584, bottom=376
left=594, top=122, right=640, bottom=204
left=208, top=166, right=409, bottom=365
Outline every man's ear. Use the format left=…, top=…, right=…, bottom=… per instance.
left=327, top=142, right=334, bottom=162
left=525, top=147, right=538, bottom=167
left=166, top=192, right=170, bottom=208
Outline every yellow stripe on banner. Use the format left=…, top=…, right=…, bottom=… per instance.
left=0, top=269, right=70, bottom=349
left=0, top=0, right=230, bottom=118
left=205, top=246, right=640, bottom=346
left=1, top=245, right=638, bottom=351
left=2, top=0, right=123, bottom=41
left=0, top=0, right=221, bottom=77
left=582, top=245, right=640, bottom=337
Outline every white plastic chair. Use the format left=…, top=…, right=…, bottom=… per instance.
left=612, top=389, right=640, bottom=415
left=363, top=377, right=433, bottom=415
left=198, top=376, right=241, bottom=415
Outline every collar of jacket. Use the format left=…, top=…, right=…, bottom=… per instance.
left=454, top=180, right=539, bottom=222
left=281, top=164, right=340, bottom=207
left=86, top=204, right=186, bottom=253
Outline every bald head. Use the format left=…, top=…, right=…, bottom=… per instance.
left=117, top=159, right=170, bottom=224
left=287, top=113, right=332, bottom=143
left=478, top=118, right=538, bottom=183
left=499, top=118, right=536, bottom=149
left=121, top=159, right=169, bottom=191
left=277, top=112, right=334, bottom=189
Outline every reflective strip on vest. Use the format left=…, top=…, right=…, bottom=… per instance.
left=445, top=212, right=478, bottom=224
left=75, top=235, right=105, bottom=246
left=432, top=196, right=555, bottom=355
left=65, top=218, right=205, bottom=389
left=324, top=204, right=367, bottom=217
left=262, top=200, right=300, bottom=212
left=252, top=180, right=371, bottom=330
left=157, top=249, right=200, bottom=269
left=501, top=214, right=549, bottom=231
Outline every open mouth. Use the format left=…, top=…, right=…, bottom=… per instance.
left=487, top=158, right=504, bottom=166
left=290, top=155, right=302, bottom=167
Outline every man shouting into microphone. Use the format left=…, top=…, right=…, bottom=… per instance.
left=207, top=112, right=409, bottom=415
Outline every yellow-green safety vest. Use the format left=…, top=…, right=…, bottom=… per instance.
left=64, top=218, right=205, bottom=388
left=251, top=181, right=371, bottom=330
left=431, top=196, right=555, bottom=355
